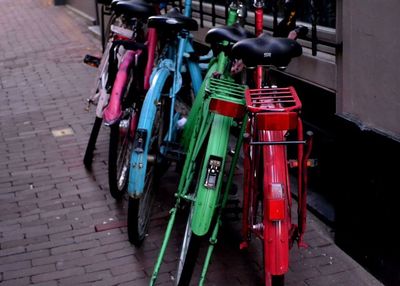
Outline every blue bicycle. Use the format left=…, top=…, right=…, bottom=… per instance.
left=126, top=0, right=210, bottom=245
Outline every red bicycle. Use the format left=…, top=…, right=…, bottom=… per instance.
left=232, top=1, right=313, bottom=285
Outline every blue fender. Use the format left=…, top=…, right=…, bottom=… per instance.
left=127, top=64, right=172, bottom=197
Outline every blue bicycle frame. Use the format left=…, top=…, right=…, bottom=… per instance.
left=128, top=0, right=205, bottom=197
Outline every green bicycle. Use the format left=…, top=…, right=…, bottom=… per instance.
left=150, top=1, right=252, bottom=285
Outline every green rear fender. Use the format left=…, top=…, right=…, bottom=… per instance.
left=191, top=115, right=232, bottom=236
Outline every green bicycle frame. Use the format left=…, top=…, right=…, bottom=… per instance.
left=181, top=6, right=239, bottom=149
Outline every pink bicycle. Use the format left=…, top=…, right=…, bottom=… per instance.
left=83, top=0, right=159, bottom=200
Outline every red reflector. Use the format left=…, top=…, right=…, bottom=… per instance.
left=267, top=198, right=285, bottom=221
left=209, top=98, right=246, bottom=119
left=256, top=112, right=298, bottom=131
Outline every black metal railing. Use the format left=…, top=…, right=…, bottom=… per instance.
left=95, top=0, right=337, bottom=55
left=192, top=0, right=337, bottom=55
left=193, top=0, right=336, bottom=29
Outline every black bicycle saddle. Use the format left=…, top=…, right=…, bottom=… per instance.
left=205, top=23, right=254, bottom=45
left=231, top=33, right=302, bottom=68
left=113, top=0, right=157, bottom=18
left=110, top=0, right=126, bottom=10
left=148, top=8, right=198, bottom=31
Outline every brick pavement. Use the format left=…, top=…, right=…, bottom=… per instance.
left=0, top=1, right=384, bottom=285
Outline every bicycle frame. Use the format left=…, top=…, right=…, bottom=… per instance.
left=103, top=27, right=158, bottom=125
left=127, top=0, right=203, bottom=198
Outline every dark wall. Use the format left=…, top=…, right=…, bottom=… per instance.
left=274, top=71, right=400, bottom=286
left=333, top=123, right=400, bottom=286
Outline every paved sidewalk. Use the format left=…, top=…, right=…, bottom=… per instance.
left=0, top=1, right=384, bottom=285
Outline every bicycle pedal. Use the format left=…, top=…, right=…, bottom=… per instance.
left=83, top=54, right=101, bottom=68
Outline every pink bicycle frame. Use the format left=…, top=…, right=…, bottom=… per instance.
left=103, top=27, right=157, bottom=125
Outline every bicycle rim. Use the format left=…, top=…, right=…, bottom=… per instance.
left=108, top=121, right=133, bottom=199
left=108, top=66, right=138, bottom=199
left=127, top=181, right=155, bottom=245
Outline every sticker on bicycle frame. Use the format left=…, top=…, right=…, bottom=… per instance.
left=204, top=155, right=223, bottom=189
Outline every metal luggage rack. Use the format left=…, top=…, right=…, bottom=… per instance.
left=207, top=77, right=247, bottom=119
left=245, top=86, right=302, bottom=114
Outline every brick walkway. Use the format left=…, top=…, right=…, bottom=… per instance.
left=0, top=1, right=384, bottom=285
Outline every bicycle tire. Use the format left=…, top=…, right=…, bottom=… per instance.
left=260, top=130, right=290, bottom=286
left=174, top=126, right=210, bottom=285
left=108, top=121, right=134, bottom=199
left=127, top=162, right=157, bottom=245
left=127, top=88, right=170, bottom=245
left=272, top=275, right=285, bottom=286
left=175, top=206, right=201, bottom=286
left=127, top=193, right=155, bottom=246
left=107, top=54, right=140, bottom=200
left=251, top=176, right=285, bottom=286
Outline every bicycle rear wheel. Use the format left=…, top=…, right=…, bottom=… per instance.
left=175, top=206, right=201, bottom=286
left=107, top=55, right=139, bottom=200
left=260, top=130, right=290, bottom=286
left=108, top=115, right=135, bottom=199
left=127, top=93, right=170, bottom=245
left=252, top=177, right=285, bottom=286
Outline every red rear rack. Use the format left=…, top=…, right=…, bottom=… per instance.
left=245, top=86, right=302, bottom=113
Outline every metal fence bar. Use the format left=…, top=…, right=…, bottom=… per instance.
left=200, top=0, right=204, bottom=27
left=211, top=1, right=216, bottom=26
